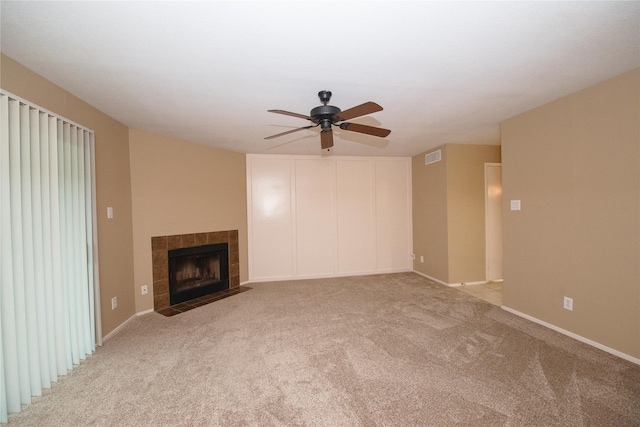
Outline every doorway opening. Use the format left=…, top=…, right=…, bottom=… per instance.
left=484, top=163, right=503, bottom=305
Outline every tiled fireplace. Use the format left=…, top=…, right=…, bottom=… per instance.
left=151, top=230, right=240, bottom=312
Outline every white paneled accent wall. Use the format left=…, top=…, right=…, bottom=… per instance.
left=376, top=160, right=412, bottom=271
left=336, top=159, right=375, bottom=274
left=247, top=155, right=412, bottom=282
left=295, top=159, right=337, bottom=276
left=248, top=157, right=295, bottom=279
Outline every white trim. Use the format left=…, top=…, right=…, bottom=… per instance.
left=245, top=268, right=413, bottom=284
left=502, top=306, right=640, bottom=366
left=290, top=159, right=298, bottom=278
left=450, top=280, right=488, bottom=287
left=484, top=162, right=503, bottom=282
left=102, top=313, right=138, bottom=342
left=136, top=308, right=154, bottom=316
left=412, top=270, right=449, bottom=286
left=246, top=157, right=253, bottom=281
left=412, top=270, right=488, bottom=288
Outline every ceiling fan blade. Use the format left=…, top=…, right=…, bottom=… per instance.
left=339, top=122, right=391, bottom=138
left=265, top=125, right=315, bottom=140
left=267, top=109, right=313, bottom=121
left=320, top=129, right=334, bottom=149
left=334, top=102, right=383, bottom=122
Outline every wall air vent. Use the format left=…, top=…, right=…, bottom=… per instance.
left=425, top=149, right=441, bottom=165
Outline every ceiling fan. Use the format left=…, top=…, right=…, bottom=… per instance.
left=265, top=90, right=391, bottom=150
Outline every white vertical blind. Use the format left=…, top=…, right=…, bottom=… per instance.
left=0, top=91, right=100, bottom=423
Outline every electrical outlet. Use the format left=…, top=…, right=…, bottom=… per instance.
left=420, top=255, right=424, bottom=263
left=141, top=285, right=148, bottom=295
left=563, top=296, right=573, bottom=311
left=111, top=296, right=117, bottom=310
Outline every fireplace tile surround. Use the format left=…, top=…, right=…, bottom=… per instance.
left=151, top=230, right=240, bottom=313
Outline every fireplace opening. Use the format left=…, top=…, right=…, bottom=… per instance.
left=168, top=243, right=229, bottom=306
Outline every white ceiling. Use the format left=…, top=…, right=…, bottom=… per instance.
left=2, top=1, right=639, bottom=157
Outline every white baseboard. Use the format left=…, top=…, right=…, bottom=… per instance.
left=502, top=306, right=640, bottom=366
left=102, top=309, right=154, bottom=342
left=412, top=270, right=448, bottom=286
left=412, top=270, right=487, bottom=288
left=247, top=268, right=413, bottom=284
left=102, top=313, right=137, bottom=342
left=449, top=280, right=488, bottom=287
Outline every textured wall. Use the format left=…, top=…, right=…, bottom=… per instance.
left=501, top=68, right=640, bottom=359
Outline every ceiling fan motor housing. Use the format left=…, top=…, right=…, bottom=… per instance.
left=310, top=105, right=341, bottom=129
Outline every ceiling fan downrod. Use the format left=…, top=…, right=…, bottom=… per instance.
left=310, top=90, right=341, bottom=126
left=318, top=90, right=332, bottom=105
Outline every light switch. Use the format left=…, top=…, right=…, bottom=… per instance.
left=510, top=200, right=521, bottom=211
left=107, top=207, right=114, bottom=219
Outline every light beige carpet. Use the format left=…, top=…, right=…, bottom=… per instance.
left=7, top=273, right=640, bottom=426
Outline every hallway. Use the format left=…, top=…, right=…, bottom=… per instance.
left=456, top=281, right=503, bottom=306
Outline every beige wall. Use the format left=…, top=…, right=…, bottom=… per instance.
left=447, top=144, right=501, bottom=283
left=129, top=129, right=248, bottom=313
left=501, top=68, right=640, bottom=359
left=412, top=144, right=500, bottom=284
left=412, top=146, right=449, bottom=281
left=1, top=54, right=136, bottom=336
